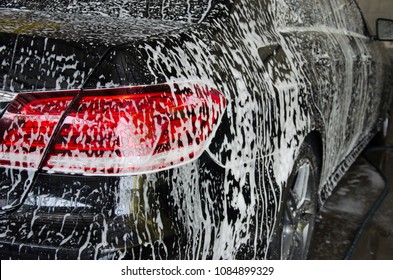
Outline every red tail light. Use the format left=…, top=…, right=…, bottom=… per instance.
left=0, top=83, right=226, bottom=174
left=0, top=92, right=75, bottom=168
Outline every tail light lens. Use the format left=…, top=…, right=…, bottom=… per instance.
left=0, top=83, right=226, bottom=174
left=0, top=92, right=75, bottom=168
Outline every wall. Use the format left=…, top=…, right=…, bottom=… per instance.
left=357, top=0, right=393, bottom=33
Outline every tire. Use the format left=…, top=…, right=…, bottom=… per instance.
left=268, top=139, right=321, bottom=259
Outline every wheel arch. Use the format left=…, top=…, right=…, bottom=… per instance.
left=302, top=130, right=323, bottom=168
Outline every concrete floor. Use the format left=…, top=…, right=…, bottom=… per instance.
left=352, top=151, right=393, bottom=259
left=309, top=107, right=393, bottom=259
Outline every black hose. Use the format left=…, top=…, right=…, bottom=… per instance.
left=344, top=146, right=392, bottom=260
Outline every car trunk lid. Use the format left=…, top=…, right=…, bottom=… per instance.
left=0, top=7, right=193, bottom=213
left=0, top=8, right=190, bottom=92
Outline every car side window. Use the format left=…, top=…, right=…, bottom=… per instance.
left=329, top=0, right=366, bottom=34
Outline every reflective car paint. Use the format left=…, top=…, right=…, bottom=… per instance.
left=0, top=0, right=392, bottom=259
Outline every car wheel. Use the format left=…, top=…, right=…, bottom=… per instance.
left=268, top=140, right=321, bottom=259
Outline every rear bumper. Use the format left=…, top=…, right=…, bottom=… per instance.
left=0, top=153, right=227, bottom=259
left=0, top=241, right=112, bottom=260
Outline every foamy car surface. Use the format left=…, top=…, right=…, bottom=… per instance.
left=0, top=0, right=392, bottom=259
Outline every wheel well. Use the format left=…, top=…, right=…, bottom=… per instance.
left=303, top=130, right=323, bottom=168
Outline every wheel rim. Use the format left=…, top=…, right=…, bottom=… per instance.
left=281, top=163, right=316, bottom=259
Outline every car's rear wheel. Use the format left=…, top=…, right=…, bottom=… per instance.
left=268, top=140, right=321, bottom=259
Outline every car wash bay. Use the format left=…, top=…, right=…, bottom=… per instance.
left=308, top=0, right=393, bottom=260
left=309, top=123, right=393, bottom=259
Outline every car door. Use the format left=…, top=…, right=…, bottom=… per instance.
left=275, top=0, right=351, bottom=182
left=275, top=0, right=383, bottom=195
left=329, top=0, right=382, bottom=149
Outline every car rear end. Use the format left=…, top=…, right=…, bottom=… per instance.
left=0, top=1, right=232, bottom=259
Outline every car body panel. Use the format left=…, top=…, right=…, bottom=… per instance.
left=0, top=0, right=392, bottom=259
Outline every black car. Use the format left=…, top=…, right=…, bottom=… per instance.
left=0, top=0, right=392, bottom=259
